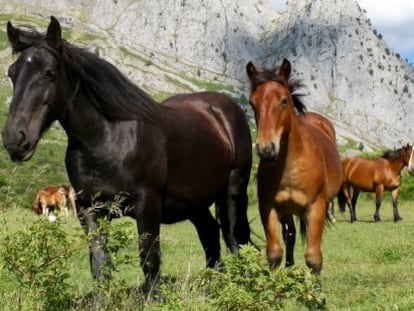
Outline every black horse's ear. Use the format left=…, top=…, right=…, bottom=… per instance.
left=46, top=16, right=62, bottom=50
left=7, top=21, right=21, bottom=52
left=246, top=62, right=258, bottom=80
left=278, top=58, right=291, bottom=82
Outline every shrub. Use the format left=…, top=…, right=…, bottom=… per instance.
left=199, top=245, right=325, bottom=310
left=0, top=218, right=75, bottom=310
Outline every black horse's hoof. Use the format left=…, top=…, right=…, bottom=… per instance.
left=394, top=216, right=403, bottom=222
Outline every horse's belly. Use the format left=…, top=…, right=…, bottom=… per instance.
left=162, top=197, right=214, bottom=224
left=352, top=180, right=375, bottom=192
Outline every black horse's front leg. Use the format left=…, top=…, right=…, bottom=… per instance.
left=78, top=208, right=111, bottom=281
left=190, top=207, right=222, bottom=269
left=281, top=215, right=296, bottom=267
left=134, top=188, right=162, bottom=297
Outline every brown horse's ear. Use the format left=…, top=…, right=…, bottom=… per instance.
left=246, top=62, right=258, bottom=80
left=278, top=58, right=291, bottom=82
left=46, top=16, right=62, bottom=51
left=7, top=21, right=22, bottom=52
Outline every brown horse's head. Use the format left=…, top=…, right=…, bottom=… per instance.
left=406, top=143, right=414, bottom=176
left=246, top=59, right=305, bottom=161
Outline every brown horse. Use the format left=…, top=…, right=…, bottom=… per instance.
left=338, top=144, right=414, bottom=222
left=33, top=184, right=77, bottom=218
left=246, top=59, right=342, bottom=274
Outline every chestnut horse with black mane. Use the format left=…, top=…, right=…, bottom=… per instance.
left=338, top=144, right=414, bottom=222
left=2, top=17, right=252, bottom=297
left=246, top=59, right=342, bottom=274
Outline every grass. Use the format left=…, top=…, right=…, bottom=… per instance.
left=322, top=200, right=414, bottom=310
left=1, top=192, right=414, bottom=309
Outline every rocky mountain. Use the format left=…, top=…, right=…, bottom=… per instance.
left=261, top=0, right=414, bottom=150
left=1, top=0, right=413, bottom=150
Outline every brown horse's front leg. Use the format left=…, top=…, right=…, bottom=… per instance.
left=350, top=188, right=360, bottom=222
left=373, top=185, right=384, bottom=222
left=260, top=206, right=283, bottom=269
left=391, top=188, right=402, bottom=222
left=304, top=199, right=326, bottom=274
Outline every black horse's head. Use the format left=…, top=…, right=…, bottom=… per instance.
left=2, top=17, right=65, bottom=162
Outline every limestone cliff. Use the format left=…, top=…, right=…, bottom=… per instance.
left=1, top=0, right=413, bottom=149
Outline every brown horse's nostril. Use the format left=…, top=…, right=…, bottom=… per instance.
left=256, top=142, right=277, bottom=161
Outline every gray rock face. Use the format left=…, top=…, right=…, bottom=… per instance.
left=2, top=0, right=413, bottom=149
left=261, top=0, right=414, bottom=148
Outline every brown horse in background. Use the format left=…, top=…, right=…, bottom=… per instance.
left=338, top=144, right=414, bottom=222
left=246, top=58, right=342, bottom=274
left=33, top=184, right=77, bottom=218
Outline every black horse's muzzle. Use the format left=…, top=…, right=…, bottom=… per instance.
left=2, top=128, right=36, bottom=162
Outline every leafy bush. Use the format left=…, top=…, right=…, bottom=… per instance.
left=0, top=218, right=76, bottom=310
left=199, top=245, right=326, bottom=310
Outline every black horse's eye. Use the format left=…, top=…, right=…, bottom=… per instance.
left=43, top=70, right=56, bottom=80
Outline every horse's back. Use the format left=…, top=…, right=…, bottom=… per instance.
left=38, top=186, right=59, bottom=204
left=343, top=157, right=379, bottom=191
left=303, top=112, right=336, bottom=145
left=162, top=91, right=252, bottom=163
left=301, top=115, right=342, bottom=200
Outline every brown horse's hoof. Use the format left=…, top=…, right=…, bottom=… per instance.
left=394, top=216, right=403, bottom=222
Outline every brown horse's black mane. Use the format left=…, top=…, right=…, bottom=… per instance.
left=10, top=25, right=163, bottom=122
left=250, top=68, right=307, bottom=115
left=382, top=147, right=404, bottom=161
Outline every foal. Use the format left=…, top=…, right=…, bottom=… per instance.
left=33, top=185, right=77, bottom=218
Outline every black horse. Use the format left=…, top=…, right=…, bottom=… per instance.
left=2, top=17, right=252, bottom=295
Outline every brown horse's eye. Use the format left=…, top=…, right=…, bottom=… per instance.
left=280, top=98, right=288, bottom=108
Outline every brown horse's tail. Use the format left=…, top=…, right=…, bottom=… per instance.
left=337, top=185, right=347, bottom=213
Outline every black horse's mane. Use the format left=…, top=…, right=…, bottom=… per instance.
left=12, top=26, right=164, bottom=122
left=250, top=68, right=307, bottom=115
left=382, top=147, right=404, bottom=161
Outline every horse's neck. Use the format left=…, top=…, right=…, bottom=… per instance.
left=60, top=92, right=137, bottom=152
left=285, top=114, right=306, bottom=157
left=387, top=157, right=406, bottom=175
left=60, top=94, right=104, bottom=137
